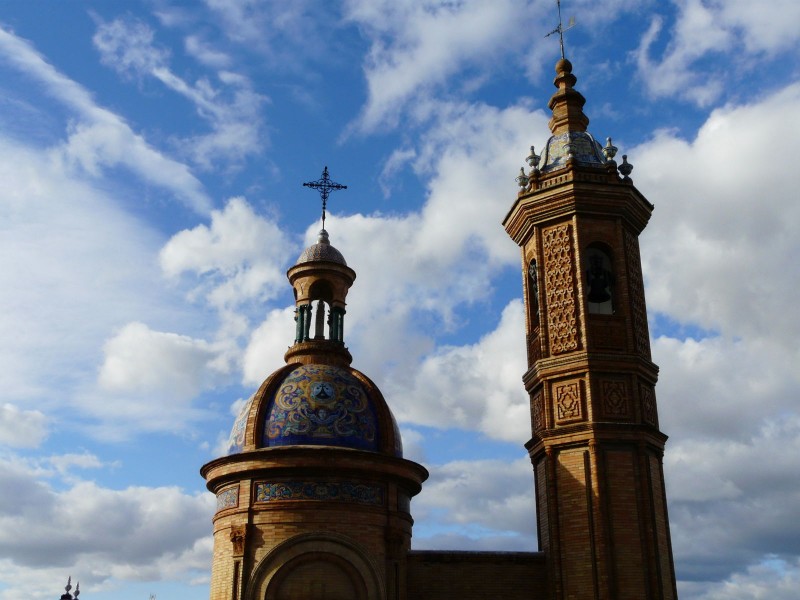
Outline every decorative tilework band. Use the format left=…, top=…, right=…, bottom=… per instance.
left=255, top=481, right=384, bottom=506
left=216, top=486, right=239, bottom=512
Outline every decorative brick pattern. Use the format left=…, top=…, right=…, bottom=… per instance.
left=600, top=379, right=629, bottom=418
left=216, top=486, right=239, bottom=512
left=641, top=384, right=658, bottom=426
left=255, top=481, right=384, bottom=506
left=543, top=224, right=581, bottom=354
left=532, top=390, right=544, bottom=432
left=625, top=230, right=651, bottom=357
left=554, top=380, right=583, bottom=423
left=527, top=330, right=542, bottom=364
left=588, top=317, right=625, bottom=350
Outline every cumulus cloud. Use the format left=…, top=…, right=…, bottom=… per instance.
left=634, top=0, right=800, bottom=106
left=160, top=196, right=295, bottom=312
left=635, top=82, right=800, bottom=345
left=241, top=306, right=296, bottom=386
left=0, top=133, right=196, bottom=420
left=385, top=300, right=528, bottom=442
left=413, top=457, right=536, bottom=550
left=98, top=322, right=225, bottom=398
left=0, top=404, right=47, bottom=449
left=624, top=80, right=800, bottom=593
left=0, top=455, right=213, bottom=600
left=680, top=557, right=800, bottom=600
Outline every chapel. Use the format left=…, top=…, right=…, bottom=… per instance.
left=200, top=55, right=678, bottom=600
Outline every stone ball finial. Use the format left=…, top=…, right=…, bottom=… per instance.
left=555, top=58, right=573, bottom=75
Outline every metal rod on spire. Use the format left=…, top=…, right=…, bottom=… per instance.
left=545, top=0, right=575, bottom=60
left=302, top=166, right=348, bottom=231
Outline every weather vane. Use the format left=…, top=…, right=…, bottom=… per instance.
left=545, top=0, right=576, bottom=60
left=302, top=166, right=347, bottom=230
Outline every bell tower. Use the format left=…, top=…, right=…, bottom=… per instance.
left=503, top=59, right=677, bottom=599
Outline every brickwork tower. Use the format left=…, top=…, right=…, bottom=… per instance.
left=202, top=228, right=427, bottom=600
left=503, top=59, right=678, bottom=599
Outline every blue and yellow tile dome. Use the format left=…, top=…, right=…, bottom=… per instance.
left=226, top=363, right=403, bottom=457
left=265, top=364, right=377, bottom=451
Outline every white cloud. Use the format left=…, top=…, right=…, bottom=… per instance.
left=98, top=322, right=224, bottom=398
left=709, top=0, right=800, bottom=55
left=241, top=306, right=296, bottom=386
left=0, top=26, right=210, bottom=213
left=344, top=0, right=538, bottom=132
left=680, top=558, right=800, bottom=600
left=0, top=404, right=47, bottom=449
left=202, top=0, right=331, bottom=69
left=413, top=457, right=536, bottom=549
left=93, top=16, right=266, bottom=169
left=635, top=82, right=800, bottom=345
left=634, top=0, right=800, bottom=105
left=624, top=80, right=800, bottom=592
left=0, top=134, right=193, bottom=420
left=184, top=35, right=231, bottom=69
left=0, top=455, right=213, bottom=600
left=160, top=197, right=295, bottom=312
left=385, top=300, right=529, bottom=442
left=93, top=16, right=170, bottom=79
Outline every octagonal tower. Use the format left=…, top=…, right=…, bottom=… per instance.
left=504, top=59, right=678, bottom=599
left=202, top=228, right=427, bottom=600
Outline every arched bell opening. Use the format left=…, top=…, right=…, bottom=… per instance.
left=527, top=257, right=541, bottom=327
left=585, top=244, right=615, bottom=315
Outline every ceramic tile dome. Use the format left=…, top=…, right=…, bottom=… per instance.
left=226, top=363, right=403, bottom=457
left=264, top=364, right=377, bottom=451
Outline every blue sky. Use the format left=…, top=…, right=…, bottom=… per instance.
left=1, top=1, right=799, bottom=599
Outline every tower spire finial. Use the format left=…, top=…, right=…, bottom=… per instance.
left=545, top=0, right=575, bottom=60
left=302, top=166, right=348, bottom=231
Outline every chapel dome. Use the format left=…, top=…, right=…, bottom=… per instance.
left=226, top=363, right=403, bottom=458
left=296, top=229, right=347, bottom=266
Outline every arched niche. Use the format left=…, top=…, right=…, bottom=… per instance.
left=268, top=552, right=367, bottom=600
left=585, top=244, right=615, bottom=315
left=246, top=533, right=384, bottom=600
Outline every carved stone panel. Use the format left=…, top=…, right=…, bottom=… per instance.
left=624, top=230, right=651, bottom=357
left=543, top=224, right=581, bottom=354
left=230, top=524, right=246, bottom=557
left=600, top=378, right=630, bottom=419
left=553, top=379, right=584, bottom=424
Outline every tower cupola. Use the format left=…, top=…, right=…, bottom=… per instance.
left=285, top=228, right=356, bottom=366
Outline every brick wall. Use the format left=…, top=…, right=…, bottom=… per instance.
left=407, top=551, right=547, bottom=600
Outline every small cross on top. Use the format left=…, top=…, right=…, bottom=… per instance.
left=302, top=166, right=347, bottom=230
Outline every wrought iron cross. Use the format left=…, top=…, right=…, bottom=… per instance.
left=302, top=166, right=347, bottom=230
left=545, top=0, right=575, bottom=60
